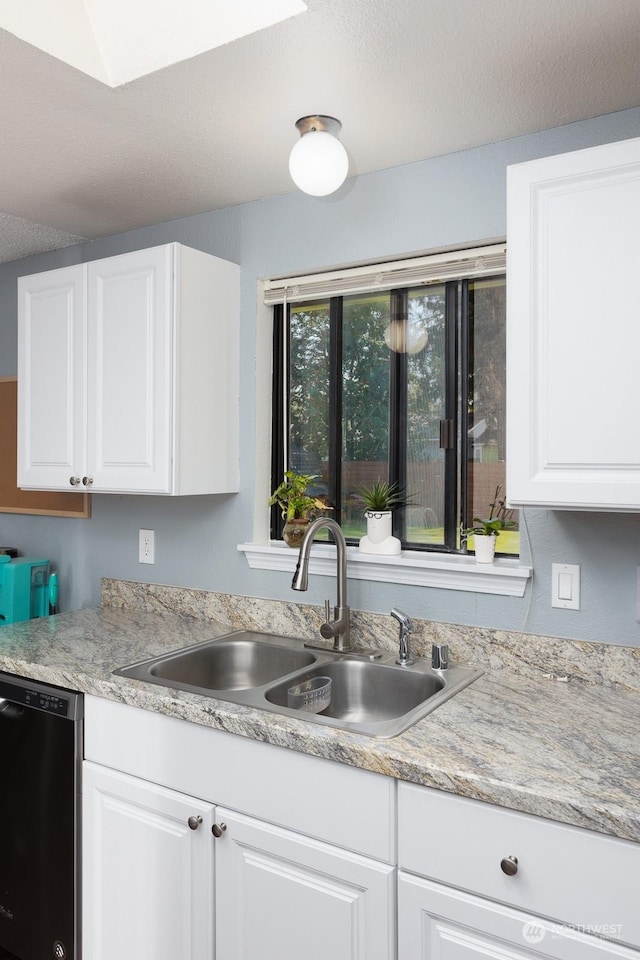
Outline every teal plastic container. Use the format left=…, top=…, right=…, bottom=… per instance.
left=0, top=557, right=50, bottom=625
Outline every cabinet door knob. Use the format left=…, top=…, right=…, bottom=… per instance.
left=500, top=855, right=518, bottom=876
left=82, top=476, right=94, bottom=486
left=69, top=476, right=81, bottom=486
left=212, top=822, right=227, bottom=838
left=187, top=815, right=203, bottom=830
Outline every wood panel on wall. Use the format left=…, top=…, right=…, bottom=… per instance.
left=0, top=377, right=91, bottom=518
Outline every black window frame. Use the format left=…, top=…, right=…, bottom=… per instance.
left=271, top=273, right=508, bottom=554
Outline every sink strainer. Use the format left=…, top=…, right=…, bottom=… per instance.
left=287, top=676, right=332, bottom=713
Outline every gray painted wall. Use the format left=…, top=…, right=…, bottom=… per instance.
left=1, top=108, right=639, bottom=646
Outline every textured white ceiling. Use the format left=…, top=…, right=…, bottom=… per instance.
left=1, top=0, right=639, bottom=264
left=0, top=212, right=83, bottom=261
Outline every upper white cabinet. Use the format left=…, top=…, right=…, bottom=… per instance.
left=506, top=136, right=640, bottom=510
left=18, top=264, right=86, bottom=491
left=18, top=243, right=239, bottom=495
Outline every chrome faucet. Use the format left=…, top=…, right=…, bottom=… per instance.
left=391, top=608, right=415, bottom=666
left=292, top=518, right=381, bottom=659
left=292, top=517, right=352, bottom=652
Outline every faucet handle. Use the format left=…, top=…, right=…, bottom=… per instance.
left=320, top=598, right=339, bottom=641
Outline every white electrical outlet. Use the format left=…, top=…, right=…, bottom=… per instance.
left=139, top=529, right=155, bottom=564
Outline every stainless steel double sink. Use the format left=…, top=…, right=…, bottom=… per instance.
left=114, top=630, right=482, bottom=738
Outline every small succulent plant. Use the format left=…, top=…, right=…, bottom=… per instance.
left=357, top=478, right=411, bottom=512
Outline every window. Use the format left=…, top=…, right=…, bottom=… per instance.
left=269, top=245, right=518, bottom=556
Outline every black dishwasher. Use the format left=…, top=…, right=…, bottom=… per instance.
left=0, top=673, right=82, bottom=960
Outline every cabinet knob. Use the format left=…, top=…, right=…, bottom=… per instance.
left=69, top=476, right=81, bottom=486
left=82, top=476, right=94, bottom=486
left=212, top=822, right=227, bottom=838
left=500, top=855, right=519, bottom=876
left=187, top=815, right=203, bottom=830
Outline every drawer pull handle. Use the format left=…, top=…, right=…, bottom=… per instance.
left=187, top=815, right=203, bottom=830
left=500, top=855, right=518, bottom=876
left=212, top=822, right=227, bottom=838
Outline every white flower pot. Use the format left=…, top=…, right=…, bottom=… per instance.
left=473, top=534, right=496, bottom=563
left=359, top=510, right=401, bottom=555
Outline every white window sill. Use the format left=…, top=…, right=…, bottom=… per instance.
left=237, top=542, right=532, bottom=597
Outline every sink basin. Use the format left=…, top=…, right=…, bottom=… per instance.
left=114, top=630, right=482, bottom=738
left=264, top=658, right=478, bottom=737
left=115, top=631, right=316, bottom=692
left=266, top=660, right=444, bottom=723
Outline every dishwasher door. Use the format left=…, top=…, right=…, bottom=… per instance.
left=0, top=674, right=82, bottom=960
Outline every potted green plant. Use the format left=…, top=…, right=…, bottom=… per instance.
left=269, top=471, right=328, bottom=547
left=356, top=479, right=410, bottom=555
left=462, top=485, right=515, bottom=563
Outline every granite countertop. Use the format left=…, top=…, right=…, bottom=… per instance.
left=1, top=601, right=639, bottom=845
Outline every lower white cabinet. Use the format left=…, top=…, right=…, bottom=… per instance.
left=82, top=695, right=396, bottom=960
left=82, top=762, right=215, bottom=960
left=82, top=697, right=640, bottom=960
left=214, top=807, right=395, bottom=960
left=398, top=874, right=639, bottom=959
left=82, top=765, right=394, bottom=960
left=397, top=782, right=640, bottom=959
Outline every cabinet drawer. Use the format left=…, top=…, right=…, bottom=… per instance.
left=398, top=782, right=640, bottom=949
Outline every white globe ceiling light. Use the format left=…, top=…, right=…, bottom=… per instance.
left=289, top=115, right=349, bottom=196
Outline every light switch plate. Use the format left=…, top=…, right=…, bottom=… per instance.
left=551, top=563, right=580, bottom=610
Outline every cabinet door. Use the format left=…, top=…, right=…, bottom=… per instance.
left=214, top=807, right=395, bottom=960
left=399, top=873, right=639, bottom=959
left=86, top=245, right=173, bottom=492
left=17, top=264, right=85, bottom=489
left=507, top=136, right=640, bottom=510
left=82, top=761, right=214, bottom=960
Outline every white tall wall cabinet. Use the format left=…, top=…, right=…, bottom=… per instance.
left=17, top=243, right=239, bottom=495
left=507, top=136, right=640, bottom=510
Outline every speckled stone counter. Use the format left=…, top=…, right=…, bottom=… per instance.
left=1, top=579, right=639, bottom=845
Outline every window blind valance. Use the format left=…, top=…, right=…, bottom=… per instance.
left=263, top=243, right=506, bottom=305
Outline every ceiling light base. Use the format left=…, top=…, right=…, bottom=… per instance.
left=294, top=115, right=342, bottom=137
